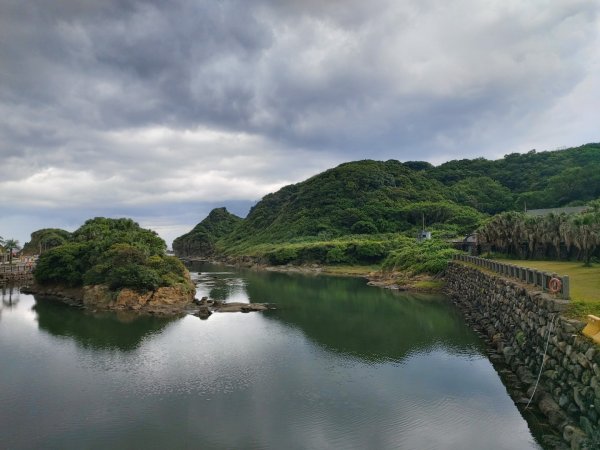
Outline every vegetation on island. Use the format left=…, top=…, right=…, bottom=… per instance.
left=34, top=218, right=192, bottom=293
left=175, top=143, right=600, bottom=277
left=21, top=228, right=72, bottom=255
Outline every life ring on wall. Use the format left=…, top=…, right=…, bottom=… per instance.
left=548, top=277, right=562, bottom=294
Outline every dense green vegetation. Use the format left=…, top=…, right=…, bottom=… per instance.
left=429, top=143, right=600, bottom=208
left=21, top=228, right=72, bottom=255
left=478, top=200, right=600, bottom=264
left=220, top=159, right=484, bottom=248
left=35, top=218, right=192, bottom=293
left=382, top=239, right=460, bottom=275
left=261, top=235, right=411, bottom=266
left=173, top=207, right=242, bottom=257
left=175, top=143, right=600, bottom=271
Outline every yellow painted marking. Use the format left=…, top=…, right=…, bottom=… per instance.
left=582, top=315, right=600, bottom=344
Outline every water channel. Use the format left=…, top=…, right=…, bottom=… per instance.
left=0, top=263, right=545, bottom=449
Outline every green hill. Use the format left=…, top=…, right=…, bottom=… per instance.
left=173, top=207, right=242, bottom=257
left=174, top=143, right=600, bottom=266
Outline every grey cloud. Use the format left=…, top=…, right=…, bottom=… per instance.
left=2, top=0, right=598, bottom=150
left=0, top=0, right=598, bottom=243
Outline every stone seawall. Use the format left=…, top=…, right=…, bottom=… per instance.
left=445, top=262, right=599, bottom=449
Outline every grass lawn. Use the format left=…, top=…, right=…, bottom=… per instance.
left=497, top=259, right=600, bottom=318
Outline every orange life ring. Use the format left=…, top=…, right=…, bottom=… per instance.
left=548, top=277, right=562, bottom=294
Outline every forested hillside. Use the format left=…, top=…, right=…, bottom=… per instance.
left=430, top=143, right=600, bottom=208
left=174, top=143, right=600, bottom=265
left=173, top=207, right=242, bottom=257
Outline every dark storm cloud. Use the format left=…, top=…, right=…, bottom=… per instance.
left=1, top=0, right=599, bottom=244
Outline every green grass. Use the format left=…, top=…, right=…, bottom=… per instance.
left=413, top=280, right=445, bottom=291
left=496, top=259, right=600, bottom=318
left=320, top=265, right=381, bottom=276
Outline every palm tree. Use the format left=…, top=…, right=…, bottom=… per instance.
left=569, top=213, right=600, bottom=266
left=4, top=239, right=20, bottom=268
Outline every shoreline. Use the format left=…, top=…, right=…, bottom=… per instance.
left=181, top=256, right=446, bottom=293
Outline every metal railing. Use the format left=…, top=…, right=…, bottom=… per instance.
left=0, top=264, right=34, bottom=275
left=452, top=254, right=570, bottom=300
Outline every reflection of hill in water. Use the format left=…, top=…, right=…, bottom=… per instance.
left=243, top=271, right=481, bottom=362
left=189, top=265, right=247, bottom=302
left=33, top=297, right=178, bottom=352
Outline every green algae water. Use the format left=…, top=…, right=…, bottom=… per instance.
left=0, top=263, right=543, bottom=449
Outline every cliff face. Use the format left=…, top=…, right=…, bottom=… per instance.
left=173, top=207, right=242, bottom=258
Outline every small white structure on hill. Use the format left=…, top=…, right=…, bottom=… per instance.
left=417, top=230, right=432, bottom=241
left=417, top=214, right=432, bottom=241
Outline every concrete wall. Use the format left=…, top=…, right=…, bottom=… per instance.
left=445, top=262, right=599, bottom=449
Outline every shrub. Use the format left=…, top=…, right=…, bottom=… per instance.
left=351, top=220, right=378, bottom=234
left=382, top=239, right=459, bottom=275
left=34, top=243, right=87, bottom=287
left=268, top=247, right=298, bottom=265
left=106, top=264, right=161, bottom=292
left=352, top=241, right=387, bottom=262
left=326, top=245, right=348, bottom=263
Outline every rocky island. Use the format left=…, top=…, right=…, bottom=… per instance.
left=24, top=218, right=196, bottom=315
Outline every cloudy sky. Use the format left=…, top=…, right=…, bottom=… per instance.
left=1, top=0, right=599, bottom=247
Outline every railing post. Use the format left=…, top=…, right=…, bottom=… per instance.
left=562, top=276, right=570, bottom=300
left=541, top=272, right=548, bottom=291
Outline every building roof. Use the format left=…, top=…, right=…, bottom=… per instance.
left=525, top=206, right=587, bottom=217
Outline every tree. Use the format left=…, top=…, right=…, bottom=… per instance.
left=4, top=239, right=20, bottom=267
left=450, top=176, right=514, bottom=214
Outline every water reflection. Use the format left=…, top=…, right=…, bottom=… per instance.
left=0, top=264, right=543, bottom=449
left=0, top=285, right=20, bottom=322
left=32, top=297, right=177, bottom=351
left=249, top=272, right=480, bottom=362
left=1, top=284, right=20, bottom=308
left=189, top=262, right=481, bottom=363
left=192, top=270, right=249, bottom=302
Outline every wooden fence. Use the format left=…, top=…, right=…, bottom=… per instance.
left=452, top=254, right=570, bottom=300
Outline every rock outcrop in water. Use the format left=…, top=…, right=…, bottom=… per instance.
left=191, top=297, right=275, bottom=319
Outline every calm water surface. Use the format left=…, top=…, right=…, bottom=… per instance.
left=0, top=263, right=543, bottom=449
